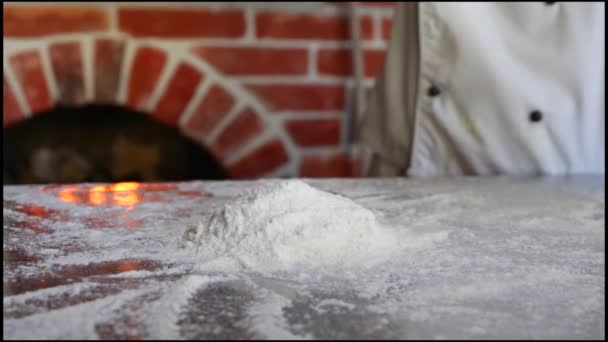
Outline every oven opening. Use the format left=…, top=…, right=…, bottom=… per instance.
left=3, top=104, right=227, bottom=184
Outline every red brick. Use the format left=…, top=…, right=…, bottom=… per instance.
left=193, top=46, right=308, bottom=76
left=256, top=12, right=349, bottom=40
left=362, top=2, right=395, bottom=7
left=126, top=47, right=167, bottom=111
left=119, top=8, right=245, bottom=38
left=285, top=119, right=341, bottom=147
left=260, top=9, right=373, bottom=40
left=184, top=84, right=235, bottom=138
left=94, top=39, right=125, bottom=103
left=364, top=50, right=387, bottom=78
left=246, top=84, right=345, bottom=111
left=210, top=108, right=265, bottom=162
left=300, top=153, right=350, bottom=177
left=228, top=139, right=289, bottom=179
left=349, top=155, right=364, bottom=177
left=325, top=2, right=395, bottom=8
left=3, top=6, right=108, bottom=37
left=317, top=49, right=386, bottom=77
left=49, top=42, right=85, bottom=105
left=154, top=63, right=203, bottom=127
left=360, top=16, right=374, bottom=41
left=3, top=78, right=24, bottom=127
left=382, top=18, right=392, bottom=40
left=9, top=51, right=52, bottom=113
left=317, top=49, right=350, bottom=76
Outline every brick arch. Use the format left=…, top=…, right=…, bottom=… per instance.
left=3, top=37, right=294, bottom=179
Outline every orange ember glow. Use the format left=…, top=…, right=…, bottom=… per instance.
left=111, top=183, right=141, bottom=210
left=111, top=182, right=140, bottom=192
left=88, top=191, right=107, bottom=206
left=58, top=185, right=79, bottom=203
left=55, top=182, right=143, bottom=209
left=90, top=185, right=109, bottom=192
left=113, top=191, right=140, bottom=209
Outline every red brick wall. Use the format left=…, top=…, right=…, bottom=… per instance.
left=3, top=2, right=395, bottom=179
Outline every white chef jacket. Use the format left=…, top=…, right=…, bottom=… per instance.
left=359, top=2, right=605, bottom=176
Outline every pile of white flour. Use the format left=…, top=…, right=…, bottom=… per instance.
left=180, top=180, right=393, bottom=270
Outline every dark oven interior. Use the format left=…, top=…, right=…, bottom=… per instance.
left=3, top=104, right=227, bottom=184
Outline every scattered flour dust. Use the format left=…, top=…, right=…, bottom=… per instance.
left=179, top=179, right=395, bottom=270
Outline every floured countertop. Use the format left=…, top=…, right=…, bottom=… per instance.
left=3, top=177, right=605, bottom=339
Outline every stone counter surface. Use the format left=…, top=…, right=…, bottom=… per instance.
left=3, top=177, right=605, bottom=339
